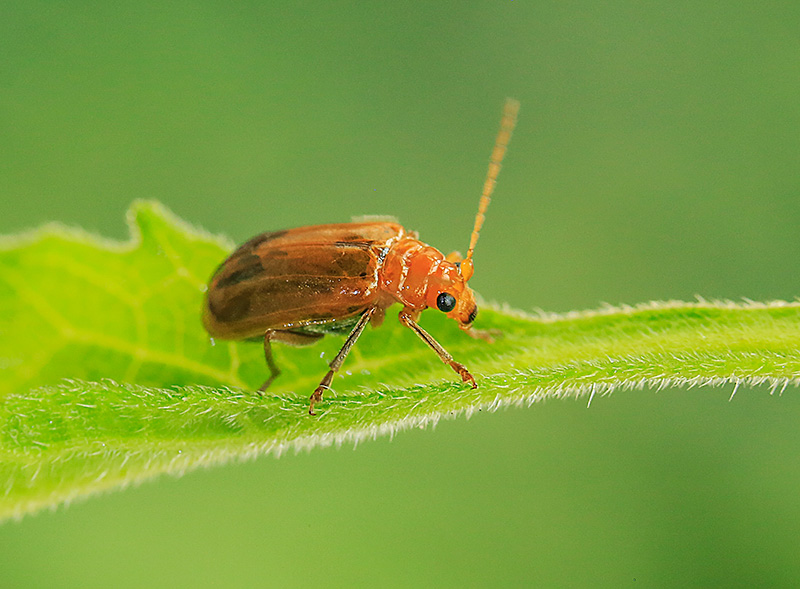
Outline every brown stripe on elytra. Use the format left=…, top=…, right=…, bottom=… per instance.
left=252, top=275, right=341, bottom=297
left=245, top=275, right=374, bottom=316
left=334, top=240, right=372, bottom=249
left=257, top=250, right=304, bottom=277
left=255, top=246, right=373, bottom=279
left=214, top=253, right=264, bottom=288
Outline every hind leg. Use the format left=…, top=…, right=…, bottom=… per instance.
left=257, top=330, right=323, bottom=392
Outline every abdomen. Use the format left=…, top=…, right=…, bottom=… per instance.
left=203, top=222, right=406, bottom=339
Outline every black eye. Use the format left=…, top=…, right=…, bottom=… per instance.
left=436, top=292, right=456, bottom=313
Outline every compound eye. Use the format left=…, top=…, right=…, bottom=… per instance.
left=436, top=292, right=456, bottom=313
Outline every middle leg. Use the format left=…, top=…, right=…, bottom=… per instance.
left=309, top=307, right=376, bottom=415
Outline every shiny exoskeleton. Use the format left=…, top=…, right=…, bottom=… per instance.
left=203, top=99, right=519, bottom=414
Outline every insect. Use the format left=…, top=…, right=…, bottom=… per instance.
left=203, top=98, right=520, bottom=415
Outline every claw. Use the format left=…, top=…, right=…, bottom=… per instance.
left=309, top=387, right=325, bottom=416
left=457, top=366, right=477, bottom=389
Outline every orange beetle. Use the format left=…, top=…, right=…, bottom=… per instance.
left=203, top=99, right=519, bottom=414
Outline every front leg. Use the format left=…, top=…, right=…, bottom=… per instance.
left=397, top=308, right=477, bottom=388
left=461, top=324, right=502, bottom=343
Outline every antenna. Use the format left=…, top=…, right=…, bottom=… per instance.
left=460, top=97, right=520, bottom=282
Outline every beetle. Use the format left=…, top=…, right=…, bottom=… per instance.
left=203, top=98, right=519, bottom=415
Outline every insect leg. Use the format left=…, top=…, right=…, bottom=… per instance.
left=258, top=331, right=281, bottom=392
left=309, top=307, right=375, bottom=416
left=258, top=330, right=323, bottom=392
left=398, top=309, right=477, bottom=388
left=462, top=325, right=502, bottom=343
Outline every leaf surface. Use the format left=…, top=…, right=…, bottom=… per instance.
left=1, top=201, right=798, bottom=520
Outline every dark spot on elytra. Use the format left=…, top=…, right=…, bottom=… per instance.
left=332, top=249, right=371, bottom=277
left=208, top=292, right=251, bottom=322
left=215, top=253, right=263, bottom=288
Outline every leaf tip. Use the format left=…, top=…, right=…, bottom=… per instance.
left=128, top=200, right=235, bottom=252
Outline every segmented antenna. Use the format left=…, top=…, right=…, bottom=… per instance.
left=461, top=97, right=520, bottom=282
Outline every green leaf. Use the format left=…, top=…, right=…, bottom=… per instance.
left=1, top=201, right=799, bottom=521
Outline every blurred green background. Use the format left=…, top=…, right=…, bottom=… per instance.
left=2, top=1, right=800, bottom=586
